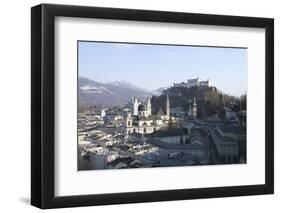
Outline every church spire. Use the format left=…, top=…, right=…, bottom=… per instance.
left=147, top=96, right=151, bottom=116
left=166, top=93, right=170, bottom=120
left=193, top=96, right=197, bottom=106
left=192, top=96, right=197, bottom=119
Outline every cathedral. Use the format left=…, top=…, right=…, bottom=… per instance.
left=125, top=95, right=171, bottom=134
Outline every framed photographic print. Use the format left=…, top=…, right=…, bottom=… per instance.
left=31, top=3, right=274, bottom=209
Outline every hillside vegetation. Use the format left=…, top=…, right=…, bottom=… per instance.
left=151, top=86, right=245, bottom=118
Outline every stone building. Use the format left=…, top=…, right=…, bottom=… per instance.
left=125, top=95, right=171, bottom=134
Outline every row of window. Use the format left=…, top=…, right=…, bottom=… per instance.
left=128, top=127, right=157, bottom=134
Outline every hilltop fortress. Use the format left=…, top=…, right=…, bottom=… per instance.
left=173, top=77, right=210, bottom=88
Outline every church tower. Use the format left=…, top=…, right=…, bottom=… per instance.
left=125, top=112, right=133, bottom=134
left=101, top=109, right=106, bottom=118
left=166, top=94, right=170, bottom=120
left=147, top=97, right=152, bottom=116
left=192, top=97, right=197, bottom=119
left=132, top=97, right=140, bottom=116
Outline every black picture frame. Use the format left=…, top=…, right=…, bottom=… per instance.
left=31, top=3, right=274, bottom=209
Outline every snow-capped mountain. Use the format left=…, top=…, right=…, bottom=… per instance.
left=79, top=77, right=151, bottom=106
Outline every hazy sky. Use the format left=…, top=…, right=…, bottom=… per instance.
left=78, top=41, right=247, bottom=97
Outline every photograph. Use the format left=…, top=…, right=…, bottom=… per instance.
left=29, top=3, right=274, bottom=209
left=77, top=41, right=247, bottom=171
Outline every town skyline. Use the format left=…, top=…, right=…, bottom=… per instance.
left=78, top=42, right=247, bottom=171
left=78, top=83, right=247, bottom=170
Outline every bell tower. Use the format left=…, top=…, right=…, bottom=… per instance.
left=166, top=94, right=170, bottom=120
left=125, top=112, right=133, bottom=134
left=132, top=97, right=140, bottom=116
left=147, top=97, right=152, bottom=116
left=192, top=97, right=197, bottom=119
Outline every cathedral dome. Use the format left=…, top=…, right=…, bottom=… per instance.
left=138, top=104, right=146, bottom=111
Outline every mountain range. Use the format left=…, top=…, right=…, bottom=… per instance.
left=79, top=77, right=157, bottom=106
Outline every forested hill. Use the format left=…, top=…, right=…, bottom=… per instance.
left=151, top=85, right=242, bottom=118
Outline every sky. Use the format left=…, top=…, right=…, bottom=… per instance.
left=78, top=41, right=247, bottom=97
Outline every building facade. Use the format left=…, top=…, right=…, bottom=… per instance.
left=125, top=95, right=171, bottom=134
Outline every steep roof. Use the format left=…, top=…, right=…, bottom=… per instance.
left=218, top=124, right=246, bottom=135
left=157, top=107, right=165, bottom=116
left=146, top=138, right=205, bottom=150
left=146, top=128, right=187, bottom=138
